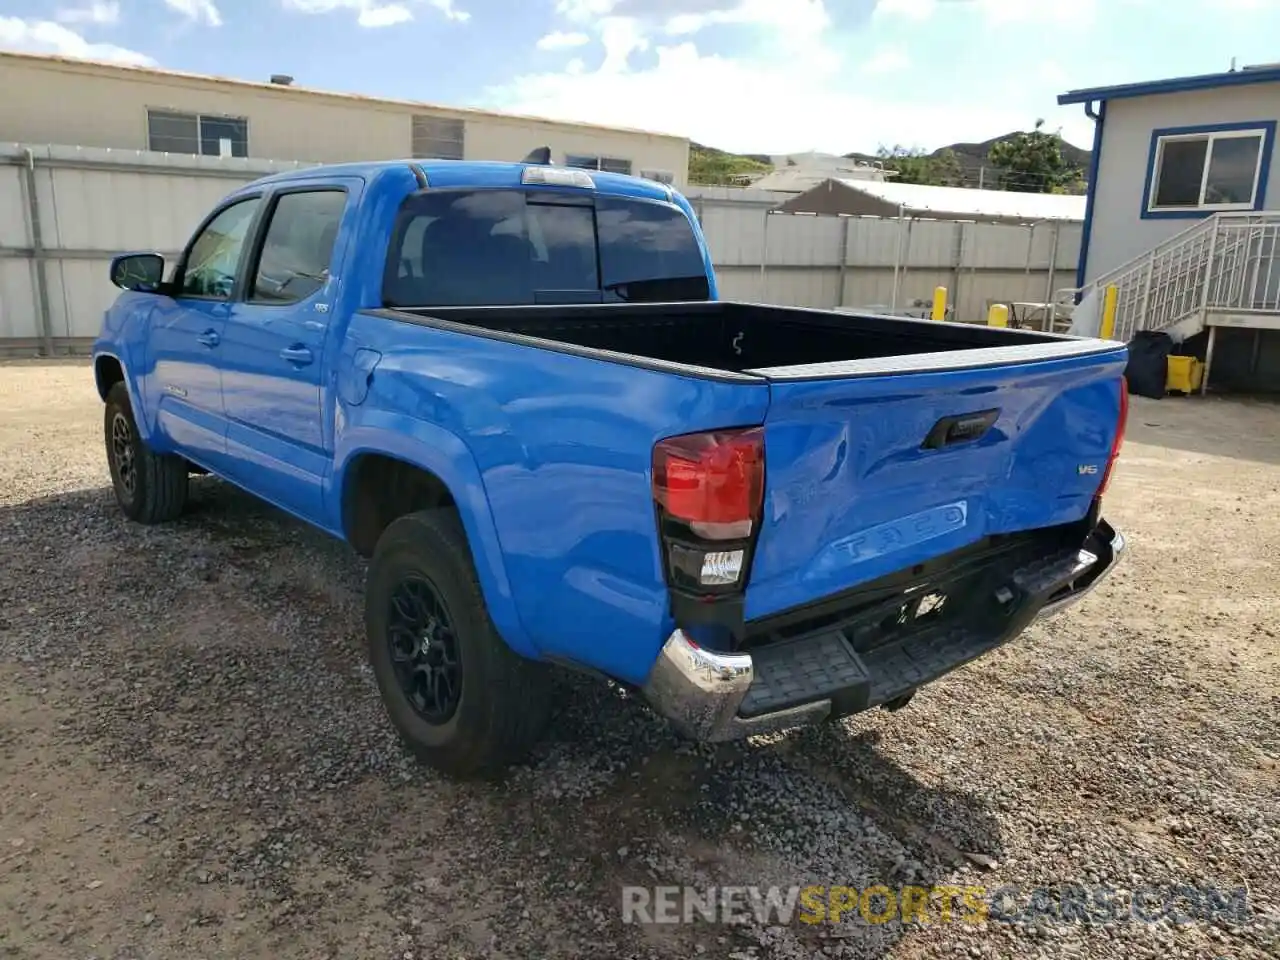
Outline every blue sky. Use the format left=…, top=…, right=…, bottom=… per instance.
left=3, top=0, right=1280, bottom=154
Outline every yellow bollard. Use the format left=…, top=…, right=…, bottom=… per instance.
left=987, top=303, right=1009, bottom=328
left=931, top=286, right=947, bottom=322
left=1099, top=284, right=1119, bottom=340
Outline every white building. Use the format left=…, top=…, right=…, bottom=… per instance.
left=0, top=50, right=690, bottom=186
left=1059, top=64, right=1280, bottom=392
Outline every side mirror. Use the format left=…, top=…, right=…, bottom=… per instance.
left=110, top=253, right=165, bottom=292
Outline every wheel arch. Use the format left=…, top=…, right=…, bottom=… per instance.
left=94, top=354, right=125, bottom=400
left=93, top=351, right=156, bottom=443
left=333, top=419, right=537, bottom=659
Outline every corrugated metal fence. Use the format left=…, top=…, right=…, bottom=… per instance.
left=0, top=144, right=315, bottom=354
left=0, top=145, right=1081, bottom=355
left=684, top=185, right=1081, bottom=321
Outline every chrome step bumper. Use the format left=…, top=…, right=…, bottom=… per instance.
left=642, top=520, right=1126, bottom=742
left=1035, top=524, right=1127, bottom=620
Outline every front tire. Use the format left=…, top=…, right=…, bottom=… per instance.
left=104, top=382, right=188, bottom=525
left=365, top=509, right=553, bottom=778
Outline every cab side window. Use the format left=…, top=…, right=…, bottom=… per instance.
left=251, top=190, right=348, bottom=304
left=180, top=198, right=261, bottom=299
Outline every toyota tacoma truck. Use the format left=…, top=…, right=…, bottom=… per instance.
left=92, top=159, right=1129, bottom=777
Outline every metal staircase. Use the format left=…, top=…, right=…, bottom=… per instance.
left=1085, top=211, right=1280, bottom=344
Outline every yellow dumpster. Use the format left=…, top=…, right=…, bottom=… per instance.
left=1166, top=355, right=1204, bottom=395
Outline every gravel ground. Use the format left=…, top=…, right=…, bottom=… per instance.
left=1, top=360, right=1277, bottom=960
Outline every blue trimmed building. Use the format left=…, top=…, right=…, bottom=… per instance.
left=1060, top=66, right=1280, bottom=392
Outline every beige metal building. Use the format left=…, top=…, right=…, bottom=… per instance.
left=0, top=51, right=690, bottom=185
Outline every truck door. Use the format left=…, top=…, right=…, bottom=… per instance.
left=151, top=195, right=263, bottom=470
left=218, top=184, right=352, bottom=523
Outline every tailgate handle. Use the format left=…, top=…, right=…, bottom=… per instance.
left=922, top=409, right=1000, bottom=449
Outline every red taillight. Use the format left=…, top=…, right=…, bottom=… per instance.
left=652, top=427, right=764, bottom=540
left=1097, top=377, right=1129, bottom=497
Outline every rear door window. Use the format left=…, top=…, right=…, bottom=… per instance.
left=250, top=189, right=347, bottom=303
left=384, top=189, right=708, bottom=307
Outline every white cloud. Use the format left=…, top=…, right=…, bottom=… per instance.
left=598, top=16, right=649, bottom=71
left=663, top=0, right=830, bottom=39
left=874, top=0, right=1097, bottom=24
left=163, top=0, right=223, bottom=26
left=972, top=0, right=1096, bottom=25
left=427, top=0, right=470, bottom=20
left=0, top=15, right=153, bottom=64
left=505, top=0, right=1098, bottom=153
left=872, top=0, right=936, bottom=19
left=55, top=1, right=120, bottom=24
left=555, top=0, right=620, bottom=23
left=358, top=2, right=412, bottom=25
left=860, top=46, right=909, bottom=74
left=282, top=0, right=468, bottom=26
left=537, top=29, right=591, bottom=49
left=486, top=38, right=1050, bottom=153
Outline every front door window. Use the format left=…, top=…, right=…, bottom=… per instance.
left=180, top=198, right=260, bottom=299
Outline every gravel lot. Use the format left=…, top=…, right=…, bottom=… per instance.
left=1, top=360, right=1277, bottom=960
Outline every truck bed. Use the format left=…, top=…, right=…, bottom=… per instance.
left=359, top=297, right=1128, bottom=667
left=381, top=301, right=1111, bottom=380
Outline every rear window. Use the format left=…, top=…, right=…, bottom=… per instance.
left=383, top=189, right=709, bottom=307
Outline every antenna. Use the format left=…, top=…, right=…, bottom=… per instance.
left=1230, top=56, right=1238, bottom=72
left=521, top=146, right=552, bottom=164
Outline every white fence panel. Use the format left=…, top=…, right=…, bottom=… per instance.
left=0, top=260, right=39, bottom=340
left=0, top=166, right=29, bottom=247
left=762, top=214, right=843, bottom=267
left=900, top=220, right=958, bottom=270
left=1055, top=223, right=1083, bottom=272
left=845, top=218, right=908, bottom=269
left=46, top=258, right=119, bottom=338
left=764, top=268, right=841, bottom=308
left=696, top=203, right=767, bottom=267
left=963, top=222, right=1030, bottom=269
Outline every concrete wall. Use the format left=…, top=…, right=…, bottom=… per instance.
left=1086, top=82, right=1280, bottom=280
left=0, top=53, right=688, bottom=186
left=0, top=147, right=1080, bottom=353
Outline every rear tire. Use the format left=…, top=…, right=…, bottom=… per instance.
left=104, top=382, right=188, bottom=524
left=365, top=508, right=553, bottom=778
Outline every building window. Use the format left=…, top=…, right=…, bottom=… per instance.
left=148, top=109, right=248, bottom=158
left=566, top=154, right=633, bottom=176
left=640, top=169, right=675, bottom=185
left=412, top=115, right=465, bottom=160
left=1145, top=122, right=1275, bottom=217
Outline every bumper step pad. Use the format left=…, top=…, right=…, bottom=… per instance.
left=737, top=532, right=1117, bottom=722
left=739, top=633, right=871, bottom=718
left=739, top=621, right=1004, bottom=719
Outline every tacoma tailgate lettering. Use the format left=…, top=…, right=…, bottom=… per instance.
left=813, top=501, right=969, bottom=572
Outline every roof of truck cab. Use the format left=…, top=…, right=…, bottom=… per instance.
left=251, top=159, right=674, bottom=201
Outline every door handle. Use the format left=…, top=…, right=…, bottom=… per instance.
left=280, top=344, right=314, bottom=365
left=196, top=329, right=220, bottom=348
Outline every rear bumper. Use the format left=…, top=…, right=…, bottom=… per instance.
left=1035, top=524, right=1126, bottom=620
left=643, top=519, right=1126, bottom=742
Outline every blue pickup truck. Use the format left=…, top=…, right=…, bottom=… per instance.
left=93, top=159, right=1129, bottom=777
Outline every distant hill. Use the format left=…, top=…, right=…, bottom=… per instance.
left=689, top=133, right=1091, bottom=189
left=688, top=142, right=772, bottom=185
left=844, top=133, right=1092, bottom=187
